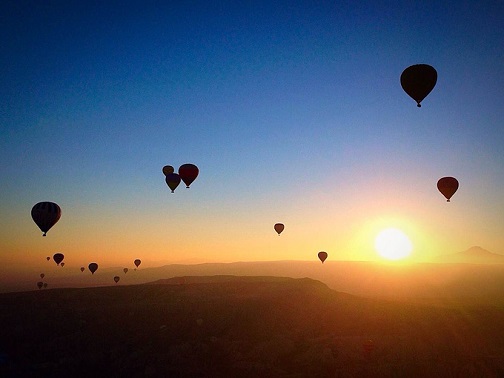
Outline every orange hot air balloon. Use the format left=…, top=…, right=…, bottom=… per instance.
left=134, top=259, right=141, bottom=268
left=274, top=223, right=284, bottom=235
left=437, top=177, right=459, bottom=202
left=31, top=201, right=61, bottom=236
left=318, top=251, right=328, bottom=263
left=114, top=276, right=120, bottom=283
left=40, top=273, right=45, bottom=279
left=400, top=64, right=437, bottom=107
left=123, top=268, right=128, bottom=274
left=80, top=267, right=85, bottom=272
left=88, top=263, right=98, bottom=274
left=162, top=165, right=174, bottom=176
left=53, top=253, right=64, bottom=266
left=165, top=173, right=181, bottom=193
left=178, top=164, right=199, bottom=188
left=37, top=281, right=43, bottom=289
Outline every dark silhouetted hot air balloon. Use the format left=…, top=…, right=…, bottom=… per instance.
left=318, top=251, right=328, bottom=263
left=437, top=177, right=459, bottom=202
left=80, top=267, right=85, bottom=272
left=178, top=164, right=199, bottom=188
left=114, top=276, right=120, bottom=283
left=60, top=262, right=65, bottom=267
left=88, top=263, right=98, bottom=274
left=162, top=165, right=174, bottom=176
left=400, top=64, right=437, bottom=107
left=165, top=173, right=181, bottom=193
left=123, top=268, right=128, bottom=274
left=53, top=253, right=64, bottom=266
left=134, top=259, right=141, bottom=268
left=274, top=223, right=284, bottom=235
left=40, top=273, right=45, bottom=279
left=43, top=282, right=48, bottom=288
left=46, top=256, right=50, bottom=261
left=31, top=202, right=61, bottom=236
left=37, top=281, right=43, bottom=289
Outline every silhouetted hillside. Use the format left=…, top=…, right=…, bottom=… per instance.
left=1, top=276, right=504, bottom=377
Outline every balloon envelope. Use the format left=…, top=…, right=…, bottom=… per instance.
left=274, top=223, right=284, bottom=235
left=437, top=177, right=459, bottom=202
left=80, top=267, right=85, bottom=272
left=162, top=165, right=174, bottom=176
left=165, top=173, right=181, bottom=193
left=134, top=259, right=141, bottom=268
left=88, top=263, right=98, bottom=274
left=178, top=164, right=199, bottom=188
left=318, top=251, right=328, bottom=263
left=31, top=202, right=61, bottom=236
left=123, top=268, right=128, bottom=274
left=37, top=282, right=43, bottom=289
left=60, top=262, right=65, bottom=267
left=43, top=283, right=48, bottom=288
left=40, top=273, right=45, bottom=279
left=400, top=64, right=437, bottom=107
left=114, top=276, right=120, bottom=283
left=53, top=253, right=64, bottom=266
left=46, top=256, right=50, bottom=261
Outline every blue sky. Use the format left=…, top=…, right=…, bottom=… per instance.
left=1, top=1, right=504, bottom=269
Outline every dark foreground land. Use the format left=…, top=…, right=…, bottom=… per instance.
left=1, top=276, right=504, bottom=377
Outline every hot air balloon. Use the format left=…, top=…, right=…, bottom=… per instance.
left=43, top=283, right=48, bottom=288
left=437, top=177, right=459, bottom=202
left=80, top=267, right=85, bottom=272
left=162, top=165, right=174, bottom=176
left=165, top=173, right=181, bottom=193
left=40, top=273, right=45, bottom=279
left=400, top=64, right=437, bottom=107
left=134, top=259, right=141, bottom=268
left=53, top=253, right=64, bottom=266
left=114, top=276, right=120, bottom=283
left=318, top=251, right=328, bottom=263
left=88, top=263, right=98, bottom=274
left=37, top=282, right=43, bottom=289
left=46, top=256, right=50, bottom=261
left=274, top=223, right=284, bottom=235
left=31, top=202, right=61, bottom=236
left=60, top=262, right=65, bottom=267
left=123, top=268, right=128, bottom=274
left=178, top=164, right=199, bottom=188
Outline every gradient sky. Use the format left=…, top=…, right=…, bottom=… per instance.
left=2, top=1, right=504, bottom=272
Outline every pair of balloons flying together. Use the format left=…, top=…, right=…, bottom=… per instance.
left=163, top=163, right=199, bottom=193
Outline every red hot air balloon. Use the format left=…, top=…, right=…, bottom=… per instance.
left=53, top=253, right=64, bottom=266
left=437, top=177, right=459, bottom=202
left=114, top=276, right=120, bottom=283
left=134, top=259, right=141, bottom=268
left=31, top=202, right=61, bottom=236
left=162, top=165, right=174, bottom=176
left=178, top=164, right=199, bottom=188
left=80, top=267, right=85, bottom=272
left=318, top=251, right=328, bottom=263
left=165, top=173, right=181, bottom=193
left=37, top=282, right=43, bottom=289
left=88, top=263, right=98, bottom=274
left=274, top=223, right=284, bottom=235
left=400, top=64, right=437, bottom=107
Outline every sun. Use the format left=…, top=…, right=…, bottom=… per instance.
left=374, top=228, right=413, bottom=261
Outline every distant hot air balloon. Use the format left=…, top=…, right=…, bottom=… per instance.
left=162, top=165, right=174, bottom=176
left=114, top=276, right=120, bottom=283
left=80, top=267, right=85, bottom=272
left=134, top=259, right=141, bottom=268
left=318, top=251, right=328, bottom=263
left=178, top=164, right=199, bottom=188
left=437, top=177, right=459, bottom=202
left=123, top=268, right=128, bottom=274
left=165, top=173, right=181, bottom=193
left=400, top=64, right=437, bottom=107
left=37, top=281, right=43, bottom=289
left=31, top=202, right=61, bottom=236
left=88, top=263, right=98, bottom=274
left=40, top=273, right=45, bottom=279
left=53, top=253, right=64, bottom=266
left=60, top=262, right=65, bottom=267
left=274, top=223, right=284, bottom=235
left=46, top=256, right=50, bottom=261
left=43, top=282, right=48, bottom=288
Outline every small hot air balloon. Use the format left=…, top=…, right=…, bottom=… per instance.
left=134, top=259, right=141, bottom=268
left=40, top=273, right=45, bottom=279
left=437, top=177, right=459, bottom=202
left=37, top=281, right=43, bottom=289
left=123, top=268, right=128, bottom=274
left=274, top=223, right=284, bottom=235
left=43, top=282, right=48, bottom=288
left=88, top=262, right=98, bottom=274
left=31, top=202, right=61, bottom=236
left=53, top=253, right=64, bottom=266
left=162, top=165, right=174, bottom=176
left=178, top=164, right=199, bottom=188
left=114, top=276, right=120, bottom=283
left=80, top=267, right=85, bottom=272
left=46, top=256, right=50, bottom=261
left=60, top=262, right=65, bottom=267
left=318, top=251, right=328, bottom=263
left=400, top=64, right=437, bottom=107
left=165, top=173, right=181, bottom=193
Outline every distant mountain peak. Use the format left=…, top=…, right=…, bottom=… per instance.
left=459, top=246, right=494, bottom=256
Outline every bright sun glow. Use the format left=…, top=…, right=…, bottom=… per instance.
left=374, top=228, right=413, bottom=261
